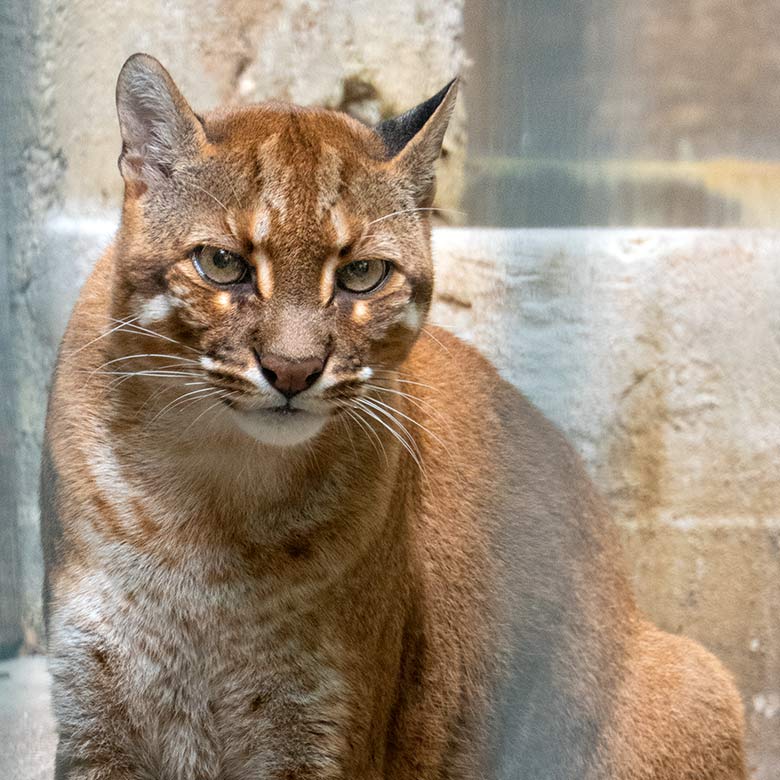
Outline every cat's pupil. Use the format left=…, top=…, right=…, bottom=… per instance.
left=214, top=250, right=232, bottom=268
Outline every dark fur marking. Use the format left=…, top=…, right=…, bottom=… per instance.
left=250, top=691, right=270, bottom=712
left=284, top=539, right=311, bottom=560
left=91, top=645, right=109, bottom=670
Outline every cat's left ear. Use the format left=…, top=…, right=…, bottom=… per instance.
left=376, top=79, right=458, bottom=206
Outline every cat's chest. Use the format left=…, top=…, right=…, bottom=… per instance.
left=78, top=549, right=351, bottom=778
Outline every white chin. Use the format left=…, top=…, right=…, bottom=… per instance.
left=229, top=407, right=328, bottom=447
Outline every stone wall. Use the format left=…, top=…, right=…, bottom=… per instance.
left=463, top=0, right=780, bottom=226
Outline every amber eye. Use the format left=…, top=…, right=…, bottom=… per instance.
left=193, top=246, right=249, bottom=285
left=336, top=259, right=390, bottom=294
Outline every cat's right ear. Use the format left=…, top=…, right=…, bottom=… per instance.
left=116, top=53, right=206, bottom=190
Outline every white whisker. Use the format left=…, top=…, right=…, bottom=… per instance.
left=362, top=395, right=452, bottom=459
left=90, top=370, right=204, bottom=379
left=354, top=398, right=425, bottom=474
left=343, top=406, right=387, bottom=466
left=92, top=353, right=200, bottom=375
left=364, top=206, right=466, bottom=230
left=66, top=316, right=141, bottom=359
left=108, top=318, right=202, bottom=355
left=151, top=386, right=225, bottom=423
left=184, top=180, right=228, bottom=212
left=421, top=328, right=452, bottom=357
left=182, top=393, right=235, bottom=434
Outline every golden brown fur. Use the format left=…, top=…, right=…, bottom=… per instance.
left=41, top=54, right=746, bottom=779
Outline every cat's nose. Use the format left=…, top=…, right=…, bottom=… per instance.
left=257, top=353, right=325, bottom=398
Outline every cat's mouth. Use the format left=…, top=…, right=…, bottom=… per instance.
left=224, top=398, right=303, bottom=416
left=227, top=401, right=329, bottom=447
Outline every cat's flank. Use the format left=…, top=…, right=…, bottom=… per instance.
left=41, top=53, right=745, bottom=779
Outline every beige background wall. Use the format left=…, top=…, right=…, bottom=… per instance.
left=0, top=1, right=777, bottom=777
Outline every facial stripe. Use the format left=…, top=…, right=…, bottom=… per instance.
left=252, top=211, right=270, bottom=247
left=313, top=144, right=343, bottom=218
left=329, top=206, right=349, bottom=248
left=256, top=252, right=275, bottom=299
left=256, top=135, right=290, bottom=218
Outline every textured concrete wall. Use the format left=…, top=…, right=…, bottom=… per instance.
left=431, top=228, right=780, bottom=778
left=463, top=0, right=780, bottom=227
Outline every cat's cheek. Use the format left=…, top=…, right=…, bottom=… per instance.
left=228, top=407, right=329, bottom=447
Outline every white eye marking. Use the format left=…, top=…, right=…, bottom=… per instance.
left=137, top=293, right=176, bottom=325
left=215, top=291, right=231, bottom=309
left=320, top=256, right=340, bottom=306
left=251, top=211, right=274, bottom=299
left=352, top=300, right=371, bottom=324
left=402, top=304, right=422, bottom=331
left=330, top=206, right=348, bottom=246
left=256, top=253, right=274, bottom=299
left=252, top=211, right=270, bottom=245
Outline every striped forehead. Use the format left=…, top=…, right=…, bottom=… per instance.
left=253, top=132, right=344, bottom=223
left=250, top=137, right=349, bottom=299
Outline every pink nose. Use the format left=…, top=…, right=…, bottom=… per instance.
left=258, top=353, right=325, bottom=398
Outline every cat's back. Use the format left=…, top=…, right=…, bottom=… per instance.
left=403, top=326, right=745, bottom=779
left=404, top=323, right=629, bottom=572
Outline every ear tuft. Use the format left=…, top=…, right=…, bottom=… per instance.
left=375, top=79, right=458, bottom=206
left=116, top=53, right=204, bottom=187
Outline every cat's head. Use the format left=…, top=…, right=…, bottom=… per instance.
left=111, top=54, right=456, bottom=447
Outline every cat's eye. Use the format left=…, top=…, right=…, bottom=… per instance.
left=336, top=259, right=390, bottom=294
left=192, top=246, right=249, bottom=286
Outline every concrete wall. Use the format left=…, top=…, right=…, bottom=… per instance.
left=463, top=0, right=780, bottom=226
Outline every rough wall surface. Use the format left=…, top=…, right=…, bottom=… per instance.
left=431, top=227, right=780, bottom=778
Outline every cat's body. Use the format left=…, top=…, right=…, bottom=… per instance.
left=42, top=54, right=746, bottom=779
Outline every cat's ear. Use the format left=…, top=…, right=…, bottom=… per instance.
left=376, top=79, right=458, bottom=206
left=116, top=53, right=206, bottom=188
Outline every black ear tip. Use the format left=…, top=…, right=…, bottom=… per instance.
left=375, top=78, right=459, bottom=158
left=426, top=77, right=459, bottom=110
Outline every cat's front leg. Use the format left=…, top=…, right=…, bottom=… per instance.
left=48, top=630, right=142, bottom=780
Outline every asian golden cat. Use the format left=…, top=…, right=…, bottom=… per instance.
left=40, top=53, right=746, bottom=779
